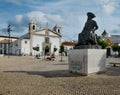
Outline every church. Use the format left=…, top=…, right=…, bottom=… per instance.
left=0, top=21, right=62, bottom=56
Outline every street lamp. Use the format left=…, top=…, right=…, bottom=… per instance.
left=7, top=24, right=12, bottom=57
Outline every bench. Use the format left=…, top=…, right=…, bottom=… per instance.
left=110, top=62, right=120, bottom=67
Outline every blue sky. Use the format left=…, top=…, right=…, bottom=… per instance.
left=0, top=0, right=120, bottom=40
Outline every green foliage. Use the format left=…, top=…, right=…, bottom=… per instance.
left=112, top=45, right=120, bottom=57
left=33, top=46, right=39, bottom=51
left=97, top=36, right=108, bottom=49
left=59, top=45, right=65, bottom=61
left=59, top=45, right=64, bottom=53
left=112, top=45, right=120, bottom=53
left=54, top=47, right=57, bottom=52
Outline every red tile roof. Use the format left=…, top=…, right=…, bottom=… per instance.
left=62, top=41, right=77, bottom=46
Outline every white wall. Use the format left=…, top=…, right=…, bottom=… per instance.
left=21, top=39, right=30, bottom=55
left=11, top=39, right=21, bottom=55
left=49, top=31, right=58, bottom=36
left=110, top=35, right=120, bottom=43
left=0, top=37, right=17, bottom=41
left=32, top=35, right=61, bottom=55
left=64, top=45, right=74, bottom=51
left=32, top=35, right=44, bottom=55
left=0, top=43, right=9, bottom=54
left=35, top=30, right=46, bottom=35
left=50, top=37, right=61, bottom=55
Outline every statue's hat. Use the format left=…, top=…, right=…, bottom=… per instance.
left=87, top=12, right=96, bottom=18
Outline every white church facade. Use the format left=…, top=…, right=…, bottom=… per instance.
left=0, top=21, right=62, bottom=56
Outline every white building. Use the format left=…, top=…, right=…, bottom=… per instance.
left=62, top=41, right=77, bottom=56
left=110, top=35, right=120, bottom=44
left=101, top=32, right=120, bottom=56
left=11, top=21, right=62, bottom=56
left=0, top=36, right=18, bottom=54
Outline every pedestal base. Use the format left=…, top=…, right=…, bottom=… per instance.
left=68, top=49, right=106, bottom=75
left=74, top=45, right=101, bottom=49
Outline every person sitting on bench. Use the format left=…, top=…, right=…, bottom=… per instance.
left=47, top=53, right=56, bottom=61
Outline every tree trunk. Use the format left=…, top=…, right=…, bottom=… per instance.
left=60, top=52, right=62, bottom=61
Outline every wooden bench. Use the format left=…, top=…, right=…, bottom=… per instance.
left=110, top=62, right=120, bottom=67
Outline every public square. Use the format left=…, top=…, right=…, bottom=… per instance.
left=0, top=56, right=120, bottom=95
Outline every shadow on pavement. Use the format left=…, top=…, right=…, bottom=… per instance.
left=97, top=66, right=120, bottom=76
left=4, top=70, right=83, bottom=78
left=4, top=66, right=120, bottom=77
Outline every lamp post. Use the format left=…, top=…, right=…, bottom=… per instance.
left=7, top=24, right=12, bottom=58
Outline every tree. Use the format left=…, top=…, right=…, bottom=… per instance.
left=33, top=46, right=39, bottom=57
left=53, top=47, right=57, bottom=52
left=59, top=45, right=64, bottom=61
left=112, top=45, right=120, bottom=57
left=33, top=46, right=39, bottom=51
left=97, top=36, right=108, bottom=49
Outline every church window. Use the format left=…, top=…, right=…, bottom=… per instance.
left=4, top=44, right=6, bottom=49
left=33, top=25, right=35, bottom=30
left=25, top=41, right=27, bottom=44
left=45, top=37, right=49, bottom=43
left=58, top=29, right=60, bottom=33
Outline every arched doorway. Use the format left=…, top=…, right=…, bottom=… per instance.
left=45, top=45, right=50, bottom=55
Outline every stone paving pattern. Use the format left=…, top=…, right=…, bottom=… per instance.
left=0, top=56, right=120, bottom=95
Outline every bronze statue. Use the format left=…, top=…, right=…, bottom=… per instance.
left=76, top=12, right=98, bottom=46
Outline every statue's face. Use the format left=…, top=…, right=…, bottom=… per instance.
left=88, top=16, right=94, bottom=20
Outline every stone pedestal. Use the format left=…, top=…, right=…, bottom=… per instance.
left=68, top=49, right=106, bottom=75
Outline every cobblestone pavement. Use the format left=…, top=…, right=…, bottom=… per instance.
left=0, top=56, right=120, bottom=95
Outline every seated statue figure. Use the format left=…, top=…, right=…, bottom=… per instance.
left=76, top=12, right=98, bottom=46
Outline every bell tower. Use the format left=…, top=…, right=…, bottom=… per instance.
left=29, top=20, right=37, bottom=55
left=29, top=20, right=37, bottom=32
left=53, top=24, right=61, bottom=34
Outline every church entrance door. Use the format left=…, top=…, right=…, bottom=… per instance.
left=45, top=45, right=50, bottom=55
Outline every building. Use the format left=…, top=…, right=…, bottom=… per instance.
left=101, top=31, right=120, bottom=56
left=62, top=41, right=77, bottom=55
left=0, top=36, right=18, bottom=54
left=101, top=30, right=108, bottom=40
left=62, top=41, right=77, bottom=50
left=10, top=21, right=62, bottom=56
left=109, top=35, right=120, bottom=45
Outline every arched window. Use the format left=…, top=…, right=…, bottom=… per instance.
left=33, top=25, right=35, bottom=30
left=45, top=37, right=49, bottom=43
left=58, top=29, right=60, bottom=33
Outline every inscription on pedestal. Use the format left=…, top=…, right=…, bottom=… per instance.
left=68, top=50, right=87, bottom=74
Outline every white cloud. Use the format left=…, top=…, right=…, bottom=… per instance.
left=19, top=11, right=64, bottom=24
left=26, top=11, right=48, bottom=24
left=96, top=0, right=118, bottom=15
left=7, top=11, right=63, bottom=36
left=15, top=15, right=23, bottom=23
left=47, top=14, right=63, bottom=23
left=103, top=1, right=115, bottom=15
